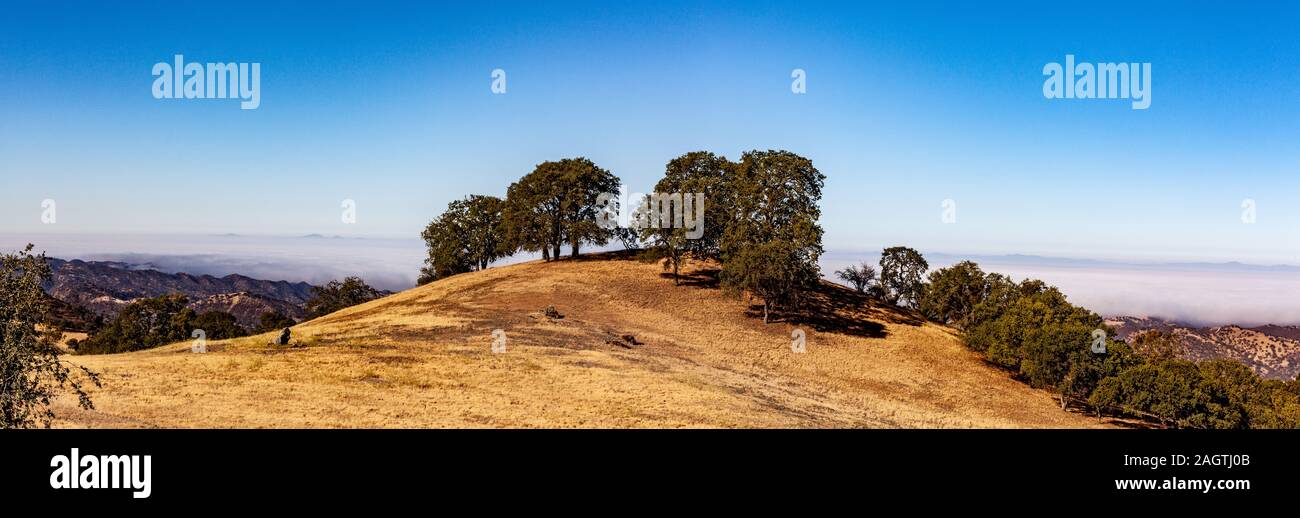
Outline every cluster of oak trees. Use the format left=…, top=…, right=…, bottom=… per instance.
left=419, top=157, right=614, bottom=281
left=855, top=254, right=1300, bottom=428
left=421, top=150, right=825, bottom=323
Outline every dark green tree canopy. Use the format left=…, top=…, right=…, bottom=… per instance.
left=502, top=166, right=562, bottom=261
left=503, top=157, right=619, bottom=260
left=254, top=311, right=297, bottom=334
left=651, top=152, right=735, bottom=257
left=305, top=277, right=383, bottom=319
left=421, top=194, right=506, bottom=284
left=720, top=150, right=825, bottom=323
left=921, top=262, right=1298, bottom=427
left=557, top=158, right=620, bottom=258
left=919, top=260, right=987, bottom=327
left=879, top=246, right=928, bottom=308
left=645, top=151, right=737, bottom=283
left=189, top=310, right=248, bottom=340
left=78, top=294, right=194, bottom=354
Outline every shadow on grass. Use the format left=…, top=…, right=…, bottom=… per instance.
left=745, top=283, right=890, bottom=339
left=1062, top=399, right=1160, bottom=429
left=576, top=253, right=923, bottom=339
left=659, top=268, right=720, bottom=289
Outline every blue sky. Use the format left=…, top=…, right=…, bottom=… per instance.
left=2, top=1, right=1299, bottom=265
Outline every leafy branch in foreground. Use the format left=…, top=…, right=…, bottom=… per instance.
left=1, top=244, right=100, bottom=428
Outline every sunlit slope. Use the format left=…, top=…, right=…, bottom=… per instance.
left=55, top=253, right=1107, bottom=428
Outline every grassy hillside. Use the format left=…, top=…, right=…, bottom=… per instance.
left=53, top=253, right=1109, bottom=428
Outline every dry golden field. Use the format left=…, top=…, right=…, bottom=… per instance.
left=52, top=253, right=1110, bottom=428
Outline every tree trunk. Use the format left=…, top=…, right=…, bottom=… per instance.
left=571, top=240, right=579, bottom=258
left=553, top=242, right=561, bottom=261
left=542, top=247, right=550, bottom=261
left=763, top=301, right=769, bottom=324
left=673, top=259, right=680, bottom=285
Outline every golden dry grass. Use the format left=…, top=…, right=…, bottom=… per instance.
left=52, top=253, right=1110, bottom=428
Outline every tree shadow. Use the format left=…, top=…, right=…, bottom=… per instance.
left=1061, top=400, right=1159, bottom=429
left=659, top=268, right=720, bottom=289
left=565, top=249, right=654, bottom=263
left=570, top=250, right=629, bottom=261
left=652, top=260, right=923, bottom=339
left=755, top=283, right=890, bottom=339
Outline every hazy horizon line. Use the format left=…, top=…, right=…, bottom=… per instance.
left=6, top=231, right=1297, bottom=271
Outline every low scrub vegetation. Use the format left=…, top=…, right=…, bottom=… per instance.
left=913, top=256, right=1300, bottom=428
left=74, top=277, right=380, bottom=355
left=304, top=277, right=383, bottom=319
left=76, top=294, right=248, bottom=354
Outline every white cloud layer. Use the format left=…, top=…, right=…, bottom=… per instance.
left=5, top=235, right=1296, bottom=326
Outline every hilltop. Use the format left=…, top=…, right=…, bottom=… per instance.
left=53, top=253, right=1108, bottom=428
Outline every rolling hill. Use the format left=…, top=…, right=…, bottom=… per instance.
left=43, top=258, right=315, bottom=328
left=52, top=253, right=1109, bottom=428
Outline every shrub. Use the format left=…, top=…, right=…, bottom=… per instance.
left=835, top=262, right=878, bottom=296
left=189, top=310, right=248, bottom=340
left=305, top=277, right=382, bottom=319
left=78, top=294, right=193, bottom=354
left=255, top=311, right=296, bottom=333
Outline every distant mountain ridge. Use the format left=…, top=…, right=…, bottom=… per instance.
left=914, top=252, right=1300, bottom=273
left=43, top=258, right=315, bottom=329
left=1106, top=316, right=1300, bottom=380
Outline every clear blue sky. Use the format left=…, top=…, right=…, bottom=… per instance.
left=3, top=1, right=1298, bottom=264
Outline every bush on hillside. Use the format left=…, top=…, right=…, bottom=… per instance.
left=78, top=294, right=194, bottom=354
left=189, top=310, right=248, bottom=340
left=304, top=277, right=382, bottom=319
left=254, top=311, right=296, bottom=333
left=921, top=257, right=1300, bottom=428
